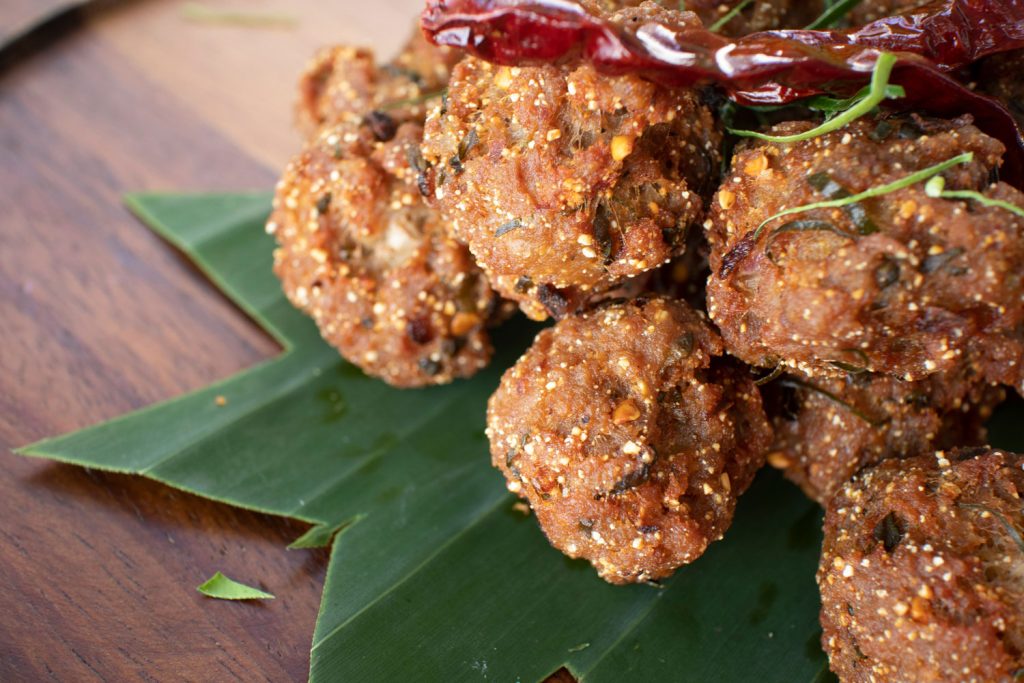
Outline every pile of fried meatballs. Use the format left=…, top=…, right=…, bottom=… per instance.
left=268, top=1, right=1024, bottom=679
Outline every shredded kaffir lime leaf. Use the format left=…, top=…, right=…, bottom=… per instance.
left=197, top=571, right=275, bottom=600
left=925, top=176, right=1024, bottom=219
left=729, top=53, right=901, bottom=143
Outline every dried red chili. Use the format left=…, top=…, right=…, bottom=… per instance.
left=421, top=0, right=1024, bottom=186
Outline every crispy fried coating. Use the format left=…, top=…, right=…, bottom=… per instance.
left=705, top=116, right=1024, bottom=392
left=422, top=30, right=722, bottom=320
left=765, top=370, right=1004, bottom=505
left=487, top=297, right=772, bottom=584
left=269, top=122, right=500, bottom=387
left=296, top=27, right=459, bottom=141
left=819, top=448, right=1024, bottom=682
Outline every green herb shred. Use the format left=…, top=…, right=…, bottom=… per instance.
left=924, top=176, right=1024, bottom=219
left=728, top=53, right=901, bottom=144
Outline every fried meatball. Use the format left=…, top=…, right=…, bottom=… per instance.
left=818, top=448, right=1024, bottom=682
left=765, top=370, right=1004, bottom=504
left=486, top=297, right=772, bottom=584
left=269, top=122, right=500, bottom=387
left=296, top=27, right=459, bottom=140
left=977, top=49, right=1024, bottom=129
left=422, top=36, right=722, bottom=321
left=705, top=116, right=1024, bottom=392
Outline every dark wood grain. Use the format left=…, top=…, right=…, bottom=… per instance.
left=0, top=0, right=92, bottom=49
left=0, top=0, right=424, bottom=679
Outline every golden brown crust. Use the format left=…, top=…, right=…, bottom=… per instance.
left=819, top=448, right=1024, bottom=682
left=705, top=116, right=1024, bottom=392
left=486, top=297, right=772, bottom=583
left=422, top=49, right=721, bottom=321
left=269, top=122, right=499, bottom=387
left=765, top=370, right=1004, bottom=505
left=295, top=27, right=459, bottom=141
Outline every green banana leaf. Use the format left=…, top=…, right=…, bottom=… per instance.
left=18, top=192, right=1023, bottom=682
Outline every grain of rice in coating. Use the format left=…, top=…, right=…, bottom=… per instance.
left=705, top=116, right=1024, bottom=391
left=295, top=27, right=459, bottom=141
left=764, top=370, right=1004, bottom=505
left=269, top=122, right=499, bottom=387
left=486, top=297, right=772, bottom=584
left=421, top=28, right=722, bottom=321
left=818, top=448, right=1024, bottom=683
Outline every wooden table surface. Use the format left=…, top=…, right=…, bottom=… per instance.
left=0, top=1, right=426, bottom=679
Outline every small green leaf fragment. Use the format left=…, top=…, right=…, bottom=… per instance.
left=806, top=85, right=904, bottom=116
left=805, top=174, right=877, bottom=234
left=197, top=571, right=275, bottom=600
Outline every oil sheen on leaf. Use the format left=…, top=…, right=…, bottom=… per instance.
left=20, top=192, right=1021, bottom=681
